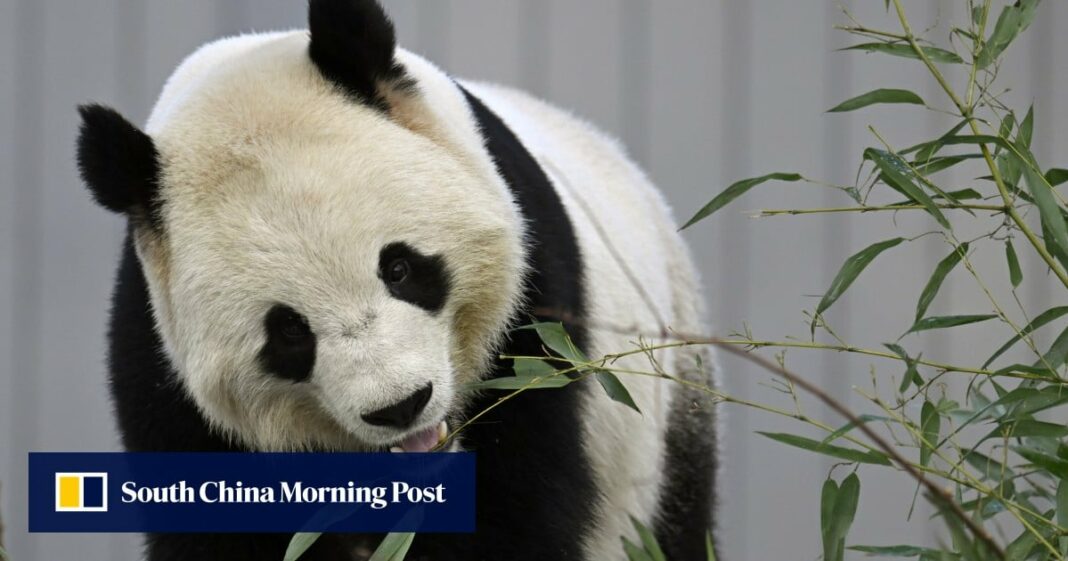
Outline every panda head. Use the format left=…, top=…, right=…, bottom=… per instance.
left=75, top=0, right=525, bottom=451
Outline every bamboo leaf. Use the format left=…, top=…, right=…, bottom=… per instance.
left=828, top=88, right=925, bottom=113
left=822, top=479, right=840, bottom=561
left=466, top=375, right=571, bottom=391
left=908, top=314, right=998, bottom=334
left=1015, top=447, right=1068, bottom=480
left=513, top=357, right=557, bottom=378
left=1057, top=479, right=1068, bottom=529
left=915, top=244, right=968, bottom=322
left=369, top=533, right=416, bottom=561
left=1018, top=155, right=1068, bottom=272
left=1017, top=105, right=1034, bottom=149
left=885, top=343, right=924, bottom=392
left=824, top=474, right=862, bottom=561
left=284, top=533, right=323, bottom=561
left=919, top=401, right=940, bottom=467
left=983, top=306, right=1068, bottom=368
left=821, top=414, right=892, bottom=446
left=1047, top=168, right=1068, bottom=187
left=706, top=532, right=718, bottom=561
left=902, top=120, right=968, bottom=160
left=597, top=370, right=641, bottom=413
left=681, top=173, right=803, bottom=229
left=841, top=42, right=963, bottom=64
left=623, top=538, right=655, bottom=561
left=980, top=420, right=1068, bottom=443
left=758, top=432, right=891, bottom=465
left=815, top=238, right=905, bottom=326
left=849, top=544, right=943, bottom=557
left=865, top=149, right=950, bottom=228
left=1005, top=241, right=1023, bottom=288
left=629, top=516, right=666, bottom=561
left=518, top=322, right=584, bottom=362
left=1036, top=324, right=1068, bottom=371
left=976, top=0, right=1039, bottom=69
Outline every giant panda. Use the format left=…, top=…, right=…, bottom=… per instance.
left=75, top=1, right=719, bottom=559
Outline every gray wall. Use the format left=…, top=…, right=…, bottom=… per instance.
left=2, top=1, right=1065, bottom=560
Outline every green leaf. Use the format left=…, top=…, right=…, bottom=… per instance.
left=1057, top=479, right=1068, bottom=528
left=1036, top=324, right=1068, bottom=371
left=841, top=42, right=963, bottom=64
left=849, top=544, right=944, bottom=557
left=1017, top=105, right=1034, bottom=149
left=623, top=538, right=655, bottom=561
left=1004, top=241, right=1023, bottom=288
left=596, top=370, right=641, bottom=413
left=885, top=343, right=924, bottom=392
left=0, top=546, right=10, bottom=561
left=1019, top=155, right=1068, bottom=272
left=828, top=88, right=925, bottom=113
left=680, top=172, right=802, bottom=229
left=1015, top=447, right=1068, bottom=480
left=981, top=420, right=1068, bottom=443
left=369, top=533, right=416, bottom=561
left=1047, top=168, right=1068, bottom=187
left=823, top=474, right=861, bottom=561
left=815, top=238, right=905, bottom=327
left=821, top=414, right=892, bottom=446
left=518, top=322, right=584, bottom=362
left=466, top=375, right=571, bottom=391
left=888, top=188, right=982, bottom=208
left=907, top=314, right=997, bottom=334
left=983, top=306, right=1068, bottom=368
left=902, top=120, right=968, bottom=160
left=513, top=357, right=557, bottom=378
left=913, top=154, right=984, bottom=176
left=822, top=479, right=840, bottom=561
left=629, top=516, right=666, bottom=561
left=915, top=244, right=968, bottom=322
left=865, top=149, right=950, bottom=228
left=706, top=531, right=718, bottom=561
left=975, top=0, right=1039, bottom=69
left=284, top=533, right=323, bottom=561
left=758, top=432, right=891, bottom=465
left=919, top=401, right=940, bottom=467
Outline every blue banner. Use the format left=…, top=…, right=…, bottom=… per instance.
left=29, top=452, right=475, bottom=533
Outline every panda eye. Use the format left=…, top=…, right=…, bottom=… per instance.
left=387, top=258, right=410, bottom=285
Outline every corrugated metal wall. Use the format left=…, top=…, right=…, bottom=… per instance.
left=1, top=1, right=1065, bottom=559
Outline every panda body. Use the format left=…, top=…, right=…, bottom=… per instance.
left=78, top=2, right=718, bottom=560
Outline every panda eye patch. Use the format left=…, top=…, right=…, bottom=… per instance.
left=260, top=304, right=316, bottom=382
left=378, top=242, right=450, bottom=313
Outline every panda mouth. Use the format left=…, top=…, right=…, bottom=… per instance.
left=387, top=420, right=449, bottom=453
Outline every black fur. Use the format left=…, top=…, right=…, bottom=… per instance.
left=76, top=104, right=162, bottom=227
left=307, top=0, right=410, bottom=111
left=378, top=242, right=451, bottom=313
left=653, top=379, right=719, bottom=560
left=259, top=304, right=317, bottom=383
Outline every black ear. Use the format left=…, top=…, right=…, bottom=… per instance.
left=308, top=0, right=407, bottom=109
left=76, top=104, right=161, bottom=220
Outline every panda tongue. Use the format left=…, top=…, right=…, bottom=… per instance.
left=400, top=425, right=440, bottom=453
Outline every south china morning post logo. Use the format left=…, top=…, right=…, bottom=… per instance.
left=54, top=472, right=108, bottom=512
left=29, top=452, right=475, bottom=533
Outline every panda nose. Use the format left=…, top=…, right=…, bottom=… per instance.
left=361, top=383, right=433, bottom=429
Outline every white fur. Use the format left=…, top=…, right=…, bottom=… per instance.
left=139, top=29, right=716, bottom=559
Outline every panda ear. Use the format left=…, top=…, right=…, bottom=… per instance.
left=76, top=104, right=161, bottom=218
left=307, top=0, right=407, bottom=109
